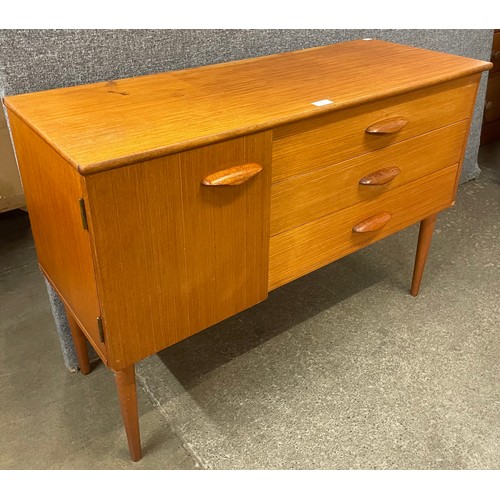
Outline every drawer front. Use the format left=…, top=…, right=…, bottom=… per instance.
left=272, top=77, right=478, bottom=182
left=269, top=164, right=458, bottom=290
left=271, top=121, right=468, bottom=235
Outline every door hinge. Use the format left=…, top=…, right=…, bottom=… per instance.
left=79, top=198, right=88, bottom=230
left=97, top=316, right=105, bottom=343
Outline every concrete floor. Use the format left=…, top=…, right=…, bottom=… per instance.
left=0, top=140, right=499, bottom=469
left=0, top=210, right=198, bottom=469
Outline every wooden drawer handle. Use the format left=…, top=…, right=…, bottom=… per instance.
left=359, top=166, right=401, bottom=186
left=352, top=212, right=392, bottom=233
left=365, top=116, right=409, bottom=134
left=201, top=163, right=263, bottom=186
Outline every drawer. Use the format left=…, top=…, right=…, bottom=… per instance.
left=484, top=73, right=500, bottom=123
left=271, top=120, right=468, bottom=235
left=269, top=164, right=458, bottom=290
left=272, top=77, right=478, bottom=182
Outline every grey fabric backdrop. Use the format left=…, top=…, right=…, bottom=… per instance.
left=0, top=29, right=493, bottom=370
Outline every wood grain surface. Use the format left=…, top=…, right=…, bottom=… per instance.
left=365, top=116, right=409, bottom=134
left=85, top=133, right=271, bottom=370
left=410, top=214, right=439, bottom=297
left=272, top=77, right=478, bottom=182
left=201, top=162, right=263, bottom=185
left=358, top=167, right=402, bottom=185
left=3, top=39, right=491, bottom=174
left=7, top=111, right=106, bottom=361
left=271, top=120, right=469, bottom=235
left=114, top=365, right=141, bottom=461
left=268, top=164, right=458, bottom=290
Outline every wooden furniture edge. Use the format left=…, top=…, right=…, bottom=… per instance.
left=40, top=264, right=108, bottom=367
left=2, top=60, right=492, bottom=177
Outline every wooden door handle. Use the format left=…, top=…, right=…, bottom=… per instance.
left=365, top=116, right=409, bottom=134
left=352, top=212, right=392, bottom=233
left=359, top=167, right=401, bottom=185
left=201, top=163, right=263, bottom=186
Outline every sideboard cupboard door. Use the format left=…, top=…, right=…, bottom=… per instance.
left=85, top=132, right=272, bottom=370
left=179, top=133, right=272, bottom=334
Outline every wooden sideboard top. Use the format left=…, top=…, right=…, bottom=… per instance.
left=4, top=39, right=491, bottom=175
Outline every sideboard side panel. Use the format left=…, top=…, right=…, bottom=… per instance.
left=86, top=132, right=272, bottom=370
left=6, top=112, right=106, bottom=361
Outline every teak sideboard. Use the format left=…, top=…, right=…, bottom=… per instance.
left=4, top=40, right=491, bottom=461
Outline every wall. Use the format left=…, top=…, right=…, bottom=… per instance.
left=0, top=29, right=493, bottom=181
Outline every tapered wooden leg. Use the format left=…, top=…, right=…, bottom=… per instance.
left=410, top=213, right=438, bottom=297
left=64, top=306, right=91, bottom=375
left=114, top=365, right=142, bottom=462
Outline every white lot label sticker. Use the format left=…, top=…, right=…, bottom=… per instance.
left=312, top=99, right=334, bottom=107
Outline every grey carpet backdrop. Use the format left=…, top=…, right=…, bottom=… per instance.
left=0, top=29, right=493, bottom=370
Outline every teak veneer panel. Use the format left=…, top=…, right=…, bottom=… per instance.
left=272, top=77, right=479, bottom=183
left=269, top=164, right=458, bottom=290
left=7, top=112, right=106, bottom=361
left=85, top=133, right=271, bottom=370
left=177, top=134, right=272, bottom=335
left=271, top=120, right=469, bottom=235
left=3, top=40, right=491, bottom=174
